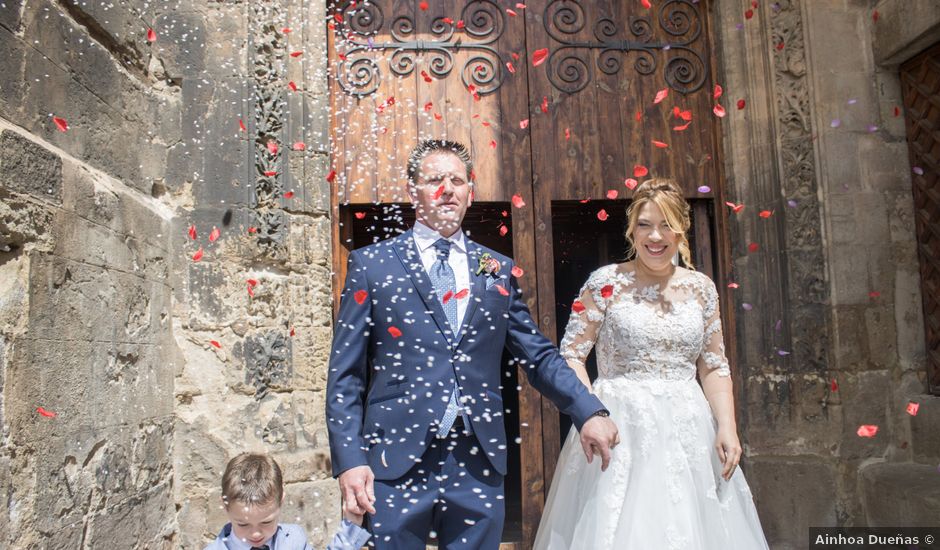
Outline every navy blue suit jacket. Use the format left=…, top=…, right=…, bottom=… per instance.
left=326, top=230, right=605, bottom=480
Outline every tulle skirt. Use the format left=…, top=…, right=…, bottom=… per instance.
left=534, top=377, right=769, bottom=550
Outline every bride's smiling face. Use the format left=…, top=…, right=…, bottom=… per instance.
left=632, top=202, right=678, bottom=272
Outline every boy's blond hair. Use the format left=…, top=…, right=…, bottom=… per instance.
left=221, top=452, right=283, bottom=506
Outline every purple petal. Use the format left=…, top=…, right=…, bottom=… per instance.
left=735, top=23, right=744, bottom=30
left=787, top=199, right=798, bottom=208
left=697, top=185, right=711, bottom=193
left=867, top=124, right=878, bottom=133
left=913, top=166, right=924, bottom=176
left=775, top=319, right=783, bottom=331
left=830, top=119, right=841, bottom=128
left=777, top=349, right=791, bottom=356
left=742, top=303, right=753, bottom=311
left=847, top=98, right=857, bottom=105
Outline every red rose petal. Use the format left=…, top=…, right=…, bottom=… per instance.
left=727, top=282, right=740, bottom=289
left=36, top=406, right=57, bottom=418
left=532, top=48, right=549, bottom=67
left=292, top=141, right=306, bottom=151
left=520, top=119, right=529, bottom=129
left=745, top=9, right=754, bottom=19
left=737, top=99, right=746, bottom=110
left=565, top=128, right=570, bottom=140
left=354, top=289, right=368, bottom=305
left=856, top=425, right=878, bottom=438
left=188, top=225, right=197, bottom=240
left=641, top=0, right=651, bottom=8
left=624, top=178, right=638, bottom=190
left=572, top=300, right=586, bottom=313
left=496, top=284, right=510, bottom=296
left=210, top=340, right=222, bottom=349
left=541, top=96, right=549, bottom=114
left=354, top=212, right=366, bottom=220
left=424, top=101, right=433, bottom=111
left=713, top=103, right=727, bottom=118
left=326, top=169, right=337, bottom=183
left=713, top=84, right=723, bottom=100
left=53, top=116, right=69, bottom=132
left=290, top=51, right=303, bottom=57
left=633, top=164, right=649, bottom=178
left=511, top=266, right=524, bottom=278
left=652, top=140, right=668, bottom=148
left=511, top=194, right=526, bottom=208
left=499, top=225, right=509, bottom=237
left=831, top=379, right=839, bottom=392
left=147, top=28, right=157, bottom=42
left=283, top=191, right=295, bottom=199
left=597, top=209, right=609, bottom=221
left=747, top=242, right=759, bottom=253
left=606, top=189, right=619, bottom=199
left=264, top=171, right=277, bottom=177
left=759, top=210, right=772, bottom=218
left=433, top=184, right=445, bottom=200
left=725, top=201, right=745, bottom=213
left=454, top=288, right=470, bottom=300
left=600, top=285, right=614, bottom=298
left=239, top=119, right=247, bottom=132
left=673, top=121, right=692, bottom=131
left=653, top=88, right=668, bottom=104
left=209, top=226, right=221, bottom=242
left=442, top=290, right=454, bottom=304
left=906, top=402, right=920, bottom=416
left=287, top=81, right=297, bottom=92
left=419, top=1, right=428, bottom=10
left=388, top=326, right=402, bottom=338
left=192, top=247, right=204, bottom=261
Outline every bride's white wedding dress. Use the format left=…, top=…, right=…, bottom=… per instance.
left=534, top=264, right=769, bottom=550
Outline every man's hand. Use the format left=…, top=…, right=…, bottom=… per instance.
left=338, top=465, right=376, bottom=516
left=579, top=415, right=620, bottom=471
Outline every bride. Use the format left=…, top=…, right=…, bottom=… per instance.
left=534, top=179, right=769, bottom=549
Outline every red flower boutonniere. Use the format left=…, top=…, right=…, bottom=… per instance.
left=475, top=252, right=501, bottom=277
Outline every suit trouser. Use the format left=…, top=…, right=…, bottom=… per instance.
left=367, top=428, right=505, bottom=550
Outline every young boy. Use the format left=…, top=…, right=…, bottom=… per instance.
left=205, top=452, right=371, bottom=550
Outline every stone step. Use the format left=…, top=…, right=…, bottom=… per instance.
left=907, top=394, right=940, bottom=465
left=859, top=462, right=940, bottom=526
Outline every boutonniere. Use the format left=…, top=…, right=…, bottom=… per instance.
left=475, top=253, right=501, bottom=277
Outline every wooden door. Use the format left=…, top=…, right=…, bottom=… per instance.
left=327, top=1, right=729, bottom=546
left=901, top=42, right=940, bottom=395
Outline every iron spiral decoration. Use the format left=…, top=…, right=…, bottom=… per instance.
left=543, top=0, right=707, bottom=94
left=334, top=0, right=506, bottom=97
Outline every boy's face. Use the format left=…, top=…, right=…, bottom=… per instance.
left=225, top=498, right=281, bottom=547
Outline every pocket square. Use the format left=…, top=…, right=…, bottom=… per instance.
left=485, top=277, right=499, bottom=289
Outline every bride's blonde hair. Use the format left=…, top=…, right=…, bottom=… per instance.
left=625, top=178, right=694, bottom=269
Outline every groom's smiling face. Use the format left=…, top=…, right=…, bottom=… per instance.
left=409, top=152, right=472, bottom=237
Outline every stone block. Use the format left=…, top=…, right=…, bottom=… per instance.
left=0, top=0, right=22, bottom=32
left=280, top=479, right=343, bottom=550
left=288, top=214, right=331, bottom=269
left=205, top=5, right=248, bottom=77
left=839, top=370, right=892, bottom=460
left=860, top=462, right=940, bottom=526
left=0, top=25, right=25, bottom=118
left=83, top=480, right=176, bottom=549
left=175, top=416, right=228, bottom=487
left=0, top=130, right=63, bottom=203
left=819, top=136, right=861, bottom=194
left=0, top=187, right=56, bottom=254
left=832, top=306, right=870, bottom=369
left=908, top=394, right=940, bottom=464
left=747, top=456, right=838, bottom=549
left=291, top=325, right=331, bottom=392
left=872, top=0, right=940, bottom=66
left=154, top=12, right=208, bottom=79
left=863, top=305, right=898, bottom=369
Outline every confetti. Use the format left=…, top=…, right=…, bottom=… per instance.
left=419, top=1, right=429, bottom=10
left=442, top=290, right=454, bottom=305
left=600, top=285, right=614, bottom=298
left=745, top=9, right=754, bottom=19
left=776, top=41, right=785, bottom=51
left=868, top=291, right=880, bottom=298
left=565, top=128, right=570, bottom=140
left=53, top=116, right=69, bottom=132
left=511, top=194, right=526, bottom=208
left=210, top=340, right=222, bottom=349
left=511, top=266, right=524, bottom=278
left=147, top=28, right=157, bottom=42
left=519, top=119, right=529, bottom=129
left=787, top=199, right=798, bottom=208
left=36, top=406, right=57, bottom=418
left=737, top=99, right=746, bottom=110
left=725, top=201, right=745, bottom=213
left=290, top=51, right=303, bottom=58
left=354, top=212, right=366, bottom=220
left=192, top=247, right=204, bottom=261
left=713, top=104, right=727, bottom=118
left=209, top=226, right=221, bottom=242
left=292, top=141, right=306, bottom=151
left=777, top=349, right=790, bottom=356
left=907, top=402, right=920, bottom=416
left=713, top=84, right=723, bottom=100
left=188, top=225, right=197, bottom=240
left=673, top=121, right=692, bottom=131
left=641, top=0, right=651, bottom=8
left=742, top=303, right=753, bottom=311
left=572, top=300, right=586, bottom=313
left=697, top=185, right=711, bottom=193
left=856, top=425, right=879, bottom=438
left=597, top=209, right=609, bottom=221
left=653, top=88, right=668, bottom=104
left=506, top=8, right=517, bottom=16
left=633, top=164, right=648, bottom=177
left=497, top=284, right=510, bottom=296
left=759, top=210, right=772, bottom=218
left=831, top=379, right=838, bottom=392
left=747, top=242, right=759, bottom=253
left=354, top=290, right=368, bottom=305
left=913, top=166, right=924, bottom=176
left=625, top=178, right=639, bottom=190
left=283, top=191, right=295, bottom=199
left=326, top=170, right=337, bottom=183
left=532, top=48, right=549, bottom=67
left=541, top=96, right=549, bottom=113
left=454, top=288, right=470, bottom=300
left=239, top=119, right=247, bottom=132
left=287, top=81, right=297, bottom=92
left=499, top=225, right=508, bottom=236
left=830, top=118, right=841, bottom=128
left=388, top=326, right=403, bottom=338
left=727, top=282, right=740, bottom=289
left=606, top=189, right=619, bottom=199
left=652, top=140, right=669, bottom=148
left=506, top=61, right=516, bottom=74
left=867, top=124, right=878, bottom=133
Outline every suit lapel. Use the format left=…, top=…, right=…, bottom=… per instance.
left=455, top=240, right=488, bottom=347
left=392, top=230, right=453, bottom=342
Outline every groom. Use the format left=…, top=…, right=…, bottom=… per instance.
left=326, top=139, right=619, bottom=549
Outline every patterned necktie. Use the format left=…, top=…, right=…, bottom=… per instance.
left=428, top=238, right=466, bottom=437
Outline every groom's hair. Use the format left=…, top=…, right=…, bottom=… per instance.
left=406, top=139, right=473, bottom=190
left=221, top=452, right=283, bottom=507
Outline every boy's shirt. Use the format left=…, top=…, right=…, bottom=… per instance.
left=204, top=521, right=370, bottom=550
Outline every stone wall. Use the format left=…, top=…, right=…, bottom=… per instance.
left=716, top=0, right=939, bottom=547
left=169, top=0, right=340, bottom=547
left=0, top=0, right=182, bottom=546
left=0, top=0, right=339, bottom=547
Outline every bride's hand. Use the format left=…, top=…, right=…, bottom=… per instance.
left=715, top=426, right=742, bottom=481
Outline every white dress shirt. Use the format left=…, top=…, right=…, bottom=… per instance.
left=412, top=220, right=470, bottom=330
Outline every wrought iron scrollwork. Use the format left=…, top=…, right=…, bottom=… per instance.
left=334, top=0, right=506, bottom=97
left=543, top=0, right=707, bottom=94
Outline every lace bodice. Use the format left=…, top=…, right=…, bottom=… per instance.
left=560, top=264, right=731, bottom=382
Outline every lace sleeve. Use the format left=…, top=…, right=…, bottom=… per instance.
left=559, top=267, right=610, bottom=368
left=696, top=275, right=731, bottom=377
